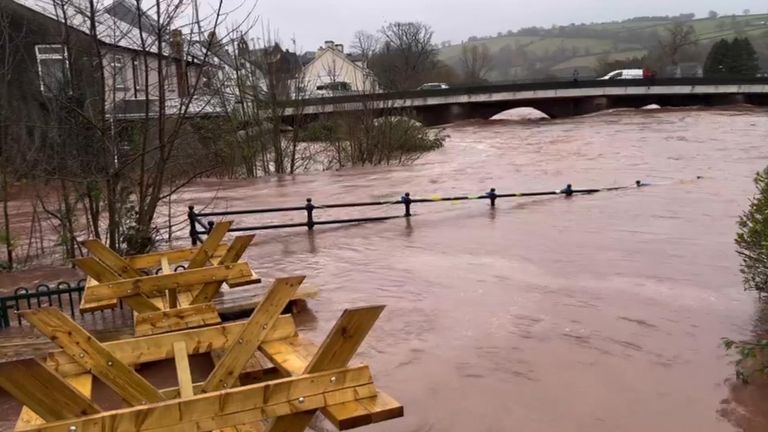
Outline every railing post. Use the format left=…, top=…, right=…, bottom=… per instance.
left=562, top=184, right=574, bottom=197
left=401, top=192, right=412, bottom=217
left=305, top=198, right=315, bottom=230
left=0, top=299, right=7, bottom=328
left=188, top=205, right=198, bottom=246
left=207, top=220, right=215, bottom=234
left=487, top=188, right=497, bottom=207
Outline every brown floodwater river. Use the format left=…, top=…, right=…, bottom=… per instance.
left=3, top=106, right=768, bottom=431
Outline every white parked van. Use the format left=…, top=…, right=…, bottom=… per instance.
left=598, top=69, right=651, bottom=80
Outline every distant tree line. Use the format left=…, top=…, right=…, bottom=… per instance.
left=464, top=12, right=700, bottom=42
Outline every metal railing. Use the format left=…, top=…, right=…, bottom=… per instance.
left=0, top=280, right=92, bottom=328
left=188, top=181, right=644, bottom=244
left=289, top=77, right=768, bottom=108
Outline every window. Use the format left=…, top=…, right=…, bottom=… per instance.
left=316, top=81, right=351, bottom=92
left=35, top=45, right=70, bottom=96
left=132, top=56, right=147, bottom=97
left=110, top=54, right=128, bottom=90
left=164, top=60, right=177, bottom=94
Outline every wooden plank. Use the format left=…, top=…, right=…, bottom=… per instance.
left=0, top=359, right=100, bottom=422
left=47, top=315, right=298, bottom=377
left=159, top=382, right=203, bottom=399
left=210, top=339, right=270, bottom=432
left=81, top=239, right=142, bottom=278
left=21, top=308, right=165, bottom=406
left=266, top=306, right=385, bottom=432
left=21, top=366, right=373, bottom=432
left=188, top=221, right=234, bottom=269
left=357, top=392, right=404, bottom=425
left=158, top=366, right=284, bottom=399
left=15, top=373, right=94, bottom=429
left=304, top=305, right=385, bottom=372
left=161, top=256, right=179, bottom=309
left=134, top=303, right=222, bottom=336
left=191, top=235, right=256, bottom=305
left=173, top=342, right=194, bottom=399
left=202, top=276, right=304, bottom=393
left=126, top=244, right=228, bottom=269
left=75, top=254, right=160, bottom=314
left=260, top=338, right=402, bottom=430
left=323, top=392, right=404, bottom=430
left=225, top=270, right=263, bottom=289
left=73, top=257, right=121, bottom=283
left=161, top=257, right=172, bottom=275
left=120, top=294, right=164, bottom=314
left=216, top=284, right=320, bottom=317
left=82, top=262, right=253, bottom=303
left=80, top=276, right=120, bottom=313
left=260, top=337, right=318, bottom=377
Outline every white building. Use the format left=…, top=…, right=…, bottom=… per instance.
left=11, top=0, right=231, bottom=118
left=300, top=41, right=378, bottom=97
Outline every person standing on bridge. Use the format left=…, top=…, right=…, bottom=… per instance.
left=572, top=69, right=580, bottom=83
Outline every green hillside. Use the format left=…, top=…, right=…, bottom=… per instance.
left=440, top=13, right=768, bottom=80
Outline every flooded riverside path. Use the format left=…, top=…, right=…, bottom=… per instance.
left=3, top=107, right=768, bottom=431
left=174, top=107, right=768, bottom=432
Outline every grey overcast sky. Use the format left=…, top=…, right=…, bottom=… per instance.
left=232, top=0, right=768, bottom=52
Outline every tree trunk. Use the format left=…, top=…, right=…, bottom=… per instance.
left=1, top=169, right=12, bottom=270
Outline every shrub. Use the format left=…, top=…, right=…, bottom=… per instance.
left=736, top=166, right=768, bottom=293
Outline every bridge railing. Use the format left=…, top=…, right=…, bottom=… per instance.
left=187, top=182, right=643, bottom=244
left=288, top=77, right=768, bottom=108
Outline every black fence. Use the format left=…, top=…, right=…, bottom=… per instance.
left=188, top=181, right=644, bottom=244
left=0, top=280, right=117, bottom=328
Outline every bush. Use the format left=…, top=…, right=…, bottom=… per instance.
left=726, top=167, right=768, bottom=383
left=301, top=116, right=445, bottom=168
left=736, top=166, right=768, bottom=292
left=346, top=116, right=445, bottom=166
left=723, top=338, right=768, bottom=383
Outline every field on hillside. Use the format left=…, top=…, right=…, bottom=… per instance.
left=439, top=13, right=768, bottom=80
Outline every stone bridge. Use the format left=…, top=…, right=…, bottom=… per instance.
left=284, top=78, right=768, bottom=126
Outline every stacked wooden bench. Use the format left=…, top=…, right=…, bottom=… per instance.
left=73, top=221, right=314, bottom=336
left=0, top=222, right=402, bottom=431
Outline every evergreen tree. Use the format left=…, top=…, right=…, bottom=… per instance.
left=736, top=166, right=768, bottom=293
left=734, top=37, right=760, bottom=76
left=704, top=39, right=731, bottom=77
left=704, top=37, right=760, bottom=77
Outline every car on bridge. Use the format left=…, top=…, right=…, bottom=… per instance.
left=598, top=68, right=654, bottom=80
left=417, top=82, right=450, bottom=90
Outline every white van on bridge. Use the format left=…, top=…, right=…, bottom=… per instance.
left=598, top=69, right=653, bottom=80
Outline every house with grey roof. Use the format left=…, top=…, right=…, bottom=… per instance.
left=1, top=0, right=229, bottom=121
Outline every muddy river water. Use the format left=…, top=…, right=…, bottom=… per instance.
left=4, top=106, right=768, bottom=431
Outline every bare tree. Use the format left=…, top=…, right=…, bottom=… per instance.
left=659, top=22, right=698, bottom=66
left=369, top=21, right=440, bottom=90
left=16, top=0, right=248, bottom=255
left=0, top=8, right=20, bottom=269
left=351, top=30, right=379, bottom=60
left=459, top=42, right=493, bottom=84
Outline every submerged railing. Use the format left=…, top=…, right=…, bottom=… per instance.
left=188, top=181, right=644, bottom=245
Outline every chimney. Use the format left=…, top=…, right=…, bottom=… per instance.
left=170, top=29, right=188, bottom=97
left=324, top=40, right=334, bottom=49
left=334, top=43, right=344, bottom=53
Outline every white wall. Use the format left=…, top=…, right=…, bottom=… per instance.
left=301, top=48, right=377, bottom=96
left=101, top=46, right=206, bottom=113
